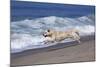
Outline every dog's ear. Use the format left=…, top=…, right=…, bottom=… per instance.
left=47, top=29, right=50, bottom=32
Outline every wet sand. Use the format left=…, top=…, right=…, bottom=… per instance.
left=11, top=35, right=95, bottom=66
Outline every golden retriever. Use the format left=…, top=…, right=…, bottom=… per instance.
left=43, top=29, right=80, bottom=44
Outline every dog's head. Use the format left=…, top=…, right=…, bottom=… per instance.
left=43, top=29, right=54, bottom=37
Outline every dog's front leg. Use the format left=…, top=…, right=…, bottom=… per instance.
left=43, top=40, right=49, bottom=44
left=43, top=40, right=55, bottom=45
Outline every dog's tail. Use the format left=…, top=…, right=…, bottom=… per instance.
left=73, top=29, right=80, bottom=36
left=75, top=31, right=79, bottom=36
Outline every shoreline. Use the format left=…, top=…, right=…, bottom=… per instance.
left=11, top=35, right=95, bottom=66
left=11, top=35, right=95, bottom=57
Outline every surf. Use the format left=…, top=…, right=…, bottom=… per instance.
left=11, top=15, right=95, bottom=53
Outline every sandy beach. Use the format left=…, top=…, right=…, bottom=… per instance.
left=11, top=35, right=95, bottom=66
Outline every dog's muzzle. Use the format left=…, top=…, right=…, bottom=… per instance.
left=43, top=34, right=48, bottom=37
left=43, top=33, right=51, bottom=37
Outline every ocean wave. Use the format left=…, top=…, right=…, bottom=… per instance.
left=11, top=15, right=95, bottom=53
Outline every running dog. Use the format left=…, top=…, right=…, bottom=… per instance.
left=43, top=29, right=80, bottom=44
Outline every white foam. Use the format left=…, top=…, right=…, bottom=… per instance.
left=11, top=34, right=46, bottom=53
left=75, top=25, right=95, bottom=35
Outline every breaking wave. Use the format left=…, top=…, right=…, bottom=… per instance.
left=11, top=15, right=95, bottom=53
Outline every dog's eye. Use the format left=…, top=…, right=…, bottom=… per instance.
left=47, top=29, right=50, bottom=32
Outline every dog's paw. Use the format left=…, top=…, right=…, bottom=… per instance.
left=78, top=40, right=81, bottom=44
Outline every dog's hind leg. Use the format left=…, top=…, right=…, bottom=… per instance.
left=72, top=33, right=81, bottom=44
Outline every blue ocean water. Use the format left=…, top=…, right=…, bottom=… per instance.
left=11, top=1, right=95, bottom=21
left=11, top=1, right=95, bottom=53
